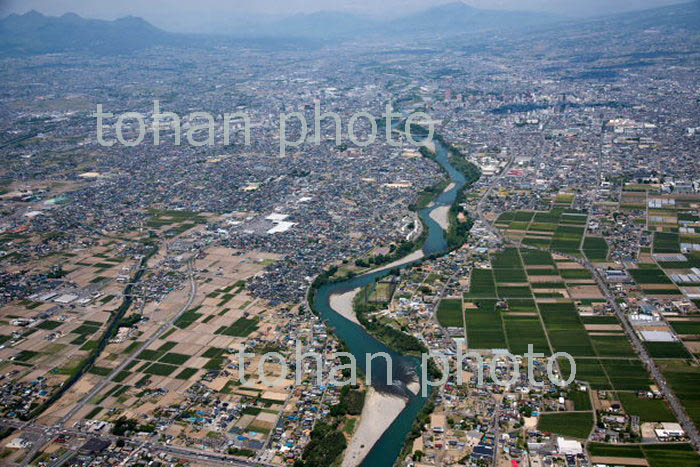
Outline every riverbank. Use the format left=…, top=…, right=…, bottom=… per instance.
left=368, top=249, right=424, bottom=274
left=341, top=388, right=407, bottom=467
left=329, top=288, right=362, bottom=326
left=429, top=205, right=450, bottom=230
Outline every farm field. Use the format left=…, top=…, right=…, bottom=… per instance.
left=582, top=236, right=609, bottom=262
left=645, top=341, right=691, bottom=359
left=537, top=412, right=593, bottom=439
left=436, top=298, right=464, bottom=328
left=587, top=442, right=700, bottom=467
left=657, top=360, right=700, bottom=428
left=465, top=306, right=506, bottom=349
left=495, top=208, right=602, bottom=259
left=538, top=302, right=595, bottom=357
left=617, top=392, right=675, bottom=422
left=482, top=228, right=664, bottom=404
left=503, top=314, right=550, bottom=356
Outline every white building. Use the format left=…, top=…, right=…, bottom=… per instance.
left=655, top=422, right=685, bottom=440
left=556, top=437, right=583, bottom=456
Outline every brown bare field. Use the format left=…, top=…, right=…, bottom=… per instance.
left=528, top=275, right=563, bottom=282
left=584, top=324, right=623, bottom=331
left=590, top=457, right=648, bottom=466
left=556, top=262, right=585, bottom=269
left=568, top=285, right=604, bottom=299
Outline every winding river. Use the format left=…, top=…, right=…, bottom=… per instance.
left=312, top=138, right=469, bottom=466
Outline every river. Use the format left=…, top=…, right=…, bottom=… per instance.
left=311, top=138, right=468, bottom=466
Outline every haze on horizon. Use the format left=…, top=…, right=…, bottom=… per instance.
left=0, top=0, right=689, bottom=33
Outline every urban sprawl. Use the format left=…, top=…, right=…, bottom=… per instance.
left=0, top=4, right=699, bottom=467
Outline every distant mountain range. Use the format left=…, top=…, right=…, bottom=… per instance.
left=0, top=10, right=176, bottom=55
left=0, top=1, right=698, bottom=55
left=386, top=2, right=562, bottom=35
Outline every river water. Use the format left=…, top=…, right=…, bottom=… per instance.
left=312, top=139, right=467, bottom=466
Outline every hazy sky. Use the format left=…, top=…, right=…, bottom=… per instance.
left=0, top=0, right=687, bottom=32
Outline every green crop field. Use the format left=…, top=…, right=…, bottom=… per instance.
left=157, top=341, right=177, bottom=352
left=136, top=349, right=164, bottom=361
left=202, top=347, right=225, bottom=358
left=175, top=368, right=199, bottom=380
left=511, top=211, right=535, bottom=222
left=617, top=392, right=675, bottom=422
left=528, top=222, right=558, bottom=232
left=526, top=268, right=559, bottom=276
left=559, top=269, right=593, bottom=280
left=539, top=302, right=595, bottom=356
left=521, top=249, right=555, bottom=266
left=533, top=211, right=563, bottom=223
left=658, top=360, right=700, bottom=428
left=174, top=307, right=203, bottom=329
left=497, top=211, right=534, bottom=223
left=113, top=370, right=130, bottom=382
left=436, top=299, right=464, bottom=328
left=509, top=221, right=530, bottom=230
left=37, top=320, right=63, bottom=330
left=530, top=282, right=566, bottom=289
left=497, top=286, right=533, bottom=298
left=653, top=232, right=680, bottom=254
left=523, top=237, right=552, bottom=248
left=493, top=268, right=528, bottom=283
left=215, top=317, right=259, bottom=337
left=468, top=300, right=499, bottom=312
left=582, top=237, right=609, bottom=262
left=588, top=443, right=644, bottom=458
left=590, top=334, right=636, bottom=357
left=465, top=310, right=506, bottom=349
left=144, top=362, right=178, bottom=376
left=645, top=341, right=691, bottom=359
left=496, top=212, right=516, bottom=223
left=71, top=324, right=101, bottom=335
left=642, top=443, right=700, bottom=467
left=537, top=412, right=593, bottom=439
left=505, top=299, right=537, bottom=312
left=465, top=269, right=496, bottom=298
left=559, top=357, right=611, bottom=390
left=560, top=213, right=588, bottom=225
left=568, top=390, right=592, bottom=411
left=580, top=315, right=619, bottom=325
left=629, top=267, right=672, bottom=284
left=670, top=321, right=700, bottom=335
left=555, top=225, right=586, bottom=235
left=503, top=315, right=550, bottom=356
left=491, top=248, right=523, bottom=269
left=159, top=352, right=191, bottom=365
left=602, top=359, right=652, bottom=391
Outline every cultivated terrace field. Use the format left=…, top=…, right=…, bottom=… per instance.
left=495, top=208, right=608, bottom=263
left=443, top=211, right=700, bottom=456
left=493, top=194, right=700, bottom=445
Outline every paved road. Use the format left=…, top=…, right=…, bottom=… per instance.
left=57, top=256, right=198, bottom=426
left=18, top=255, right=199, bottom=466
left=473, top=198, right=700, bottom=452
